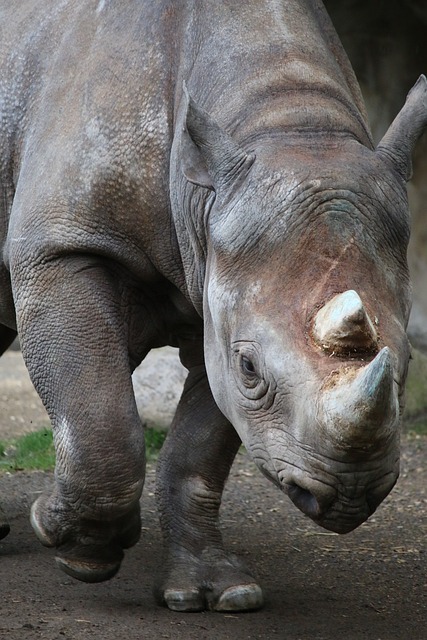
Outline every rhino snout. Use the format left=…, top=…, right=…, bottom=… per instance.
left=284, top=469, right=398, bottom=534
left=278, top=341, right=400, bottom=531
left=286, top=479, right=334, bottom=520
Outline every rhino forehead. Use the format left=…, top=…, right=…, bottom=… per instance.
left=206, top=276, right=264, bottom=322
left=210, top=169, right=403, bottom=264
left=210, top=170, right=311, bottom=253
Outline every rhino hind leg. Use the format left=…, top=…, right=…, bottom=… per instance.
left=155, top=363, right=264, bottom=612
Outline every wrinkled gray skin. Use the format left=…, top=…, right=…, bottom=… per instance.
left=0, top=0, right=426, bottom=612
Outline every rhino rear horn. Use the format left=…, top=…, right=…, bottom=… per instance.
left=313, top=290, right=378, bottom=354
left=321, top=347, right=399, bottom=447
left=181, top=84, right=255, bottom=191
left=376, top=74, right=427, bottom=181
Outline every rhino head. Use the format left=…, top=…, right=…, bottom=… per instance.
left=176, top=76, right=427, bottom=533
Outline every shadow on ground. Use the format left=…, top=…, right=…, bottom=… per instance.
left=0, top=437, right=425, bottom=640
left=0, top=347, right=425, bottom=638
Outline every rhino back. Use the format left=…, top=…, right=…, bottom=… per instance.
left=1, top=0, right=372, bottom=286
left=0, top=0, right=183, bottom=283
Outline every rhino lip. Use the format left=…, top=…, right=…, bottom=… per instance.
left=315, top=514, right=369, bottom=535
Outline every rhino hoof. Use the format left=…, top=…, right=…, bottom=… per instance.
left=214, top=584, right=264, bottom=612
left=30, top=499, right=56, bottom=547
left=31, top=494, right=137, bottom=583
left=162, top=583, right=264, bottom=613
left=163, top=588, right=205, bottom=612
left=55, top=555, right=121, bottom=583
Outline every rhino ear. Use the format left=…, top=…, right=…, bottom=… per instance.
left=181, top=84, right=255, bottom=191
left=376, top=75, right=427, bottom=181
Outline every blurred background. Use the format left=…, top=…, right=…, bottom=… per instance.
left=325, top=0, right=427, bottom=351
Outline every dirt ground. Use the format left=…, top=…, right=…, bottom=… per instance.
left=0, top=351, right=425, bottom=639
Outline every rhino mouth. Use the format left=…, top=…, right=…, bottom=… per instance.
left=285, top=472, right=398, bottom=534
left=287, top=482, right=372, bottom=533
left=311, top=492, right=384, bottom=534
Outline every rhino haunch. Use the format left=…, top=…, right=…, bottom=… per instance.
left=0, top=0, right=426, bottom=612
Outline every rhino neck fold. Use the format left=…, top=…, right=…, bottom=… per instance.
left=178, top=0, right=372, bottom=147
left=169, top=163, right=214, bottom=314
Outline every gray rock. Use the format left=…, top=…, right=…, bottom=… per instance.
left=132, top=347, right=187, bottom=430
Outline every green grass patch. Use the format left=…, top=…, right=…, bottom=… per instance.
left=0, top=426, right=167, bottom=473
left=0, top=428, right=55, bottom=472
left=145, top=427, right=167, bottom=458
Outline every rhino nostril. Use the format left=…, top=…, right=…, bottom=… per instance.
left=287, top=483, right=322, bottom=518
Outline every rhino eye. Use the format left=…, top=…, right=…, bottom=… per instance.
left=240, top=355, right=257, bottom=378
left=232, top=344, right=272, bottom=403
left=239, top=353, right=262, bottom=391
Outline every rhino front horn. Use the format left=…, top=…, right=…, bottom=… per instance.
left=313, top=290, right=378, bottom=354
left=320, top=347, right=400, bottom=448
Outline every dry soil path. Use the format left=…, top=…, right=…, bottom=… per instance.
left=0, top=350, right=425, bottom=639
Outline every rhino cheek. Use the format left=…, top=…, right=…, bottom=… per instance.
left=203, top=326, right=232, bottom=421
left=203, top=330, right=282, bottom=483
left=202, top=275, right=244, bottom=421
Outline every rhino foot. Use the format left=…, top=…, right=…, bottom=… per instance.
left=55, top=552, right=122, bottom=583
left=163, top=583, right=264, bottom=613
left=30, top=494, right=141, bottom=583
left=156, top=551, right=264, bottom=612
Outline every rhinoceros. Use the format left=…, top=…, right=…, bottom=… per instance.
left=0, top=0, right=426, bottom=612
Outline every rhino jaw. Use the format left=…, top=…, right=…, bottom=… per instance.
left=313, top=290, right=378, bottom=354
left=319, top=347, right=400, bottom=452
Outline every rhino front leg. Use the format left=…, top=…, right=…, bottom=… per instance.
left=155, top=360, right=264, bottom=612
left=11, top=255, right=145, bottom=582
